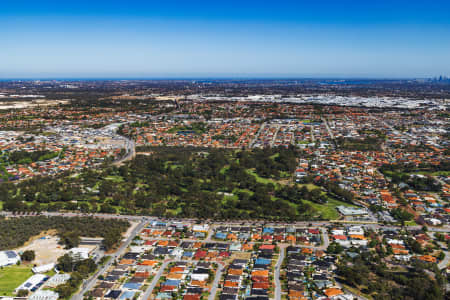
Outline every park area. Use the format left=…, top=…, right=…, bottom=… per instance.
left=0, top=265, right=32, bottom=296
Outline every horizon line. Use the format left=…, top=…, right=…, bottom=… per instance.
left=0, top=76, right=436, bottom=81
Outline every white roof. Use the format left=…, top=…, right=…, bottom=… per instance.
left=192, top=224, right=209, bottom=231
left=44, top=273, right=70, bottom=288
left=0, top=251, right=20, bottom=267
left=16, top=274, right=47, bottom=291
left=68, top=247, right=91, bottom=253
left=29, top=290, right=59, bottom=300
left=32, top=263, right=55, bottom=273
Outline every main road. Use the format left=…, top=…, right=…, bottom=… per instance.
left=113, top=137, right=136, bottom=166
left=71, top=219, right=147, bottom=300
left=2, top=211, right=449, bottom=234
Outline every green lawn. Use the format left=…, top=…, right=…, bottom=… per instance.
left=304, top=198, right=355, bottom=220
left=269, top=153, right=280, bottom=160
left=296, top=183, right=321, bottom=191
left=223, top=194, right=239, bottom=202
left=405, top=220, right=418, bottom=226
left=44, top=269, right=56, bottom=277
left=246, top=169, right=277, bottom=185
left=220, top=165, right=230, bottom=175
left=105, top=175, right=124, bottom=183
left=232, top=188, right=254, bottom=196
left=416, top=171, right=450, bottom=177
left=0, top=265, right=33, bottom=296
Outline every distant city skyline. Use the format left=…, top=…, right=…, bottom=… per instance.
left=1, top=0, right=450, bottom=78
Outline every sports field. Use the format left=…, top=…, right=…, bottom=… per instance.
left=0, top=265, right=32, bottom=296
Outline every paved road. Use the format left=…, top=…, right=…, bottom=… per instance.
left=341, top=287, right=369, bottom=300
left=321, top=117, right=335, bottom=140
left=310, top=122, right=315, bottom=142
left=274, top=245, right=286, bottom=300
left=0, top=211, right=147, bottom=222
left=205, top=227, right=214, bottom=242
left=438, top=250, right=450, bottom=269
left=208, top=263, right=224, bottom=300
left=141, top=259, right=221, bottom=300
left=3, top=211, right=450, bottom=234
left=250, top=122, right=266, bottom=148
left=142, top=259, right=172, bottom=300
left=437, top=240, right=450, bottom=270
left=71, top=220, right=147, bottom=300
left=321, top=227, right=330, bottom=250
left=270, top=124, right=281, bottom=147
left=113, top=137, right=135, bottom=166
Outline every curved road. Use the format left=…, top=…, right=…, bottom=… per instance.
left=113, top=137, right=135, bottom=166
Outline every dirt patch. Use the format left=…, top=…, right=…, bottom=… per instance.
left=15, top=233, right=66, bottom=266
left=223, top=251, right=252, bottom=265
left=0, top=100, right=69, bottom=110
left=20, top=229, right=58, bottom=248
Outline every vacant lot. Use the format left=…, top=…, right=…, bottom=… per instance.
left=0, top=265, right=33, bottom=296
left=16, top=234, right=67, bottom=266
left=304, top=198, right=355, bottom=220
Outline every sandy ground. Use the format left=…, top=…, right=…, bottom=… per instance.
left=15, top=235, right=67, bottom=266
left=0, top=99, right=69, bottom=110
left=15, top=231, right=98, bottom=266
left=11, top=222, right=137, bottom=266
left=224, top=251, right=252, bottom=265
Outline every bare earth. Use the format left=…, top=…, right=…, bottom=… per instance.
left=15, top=234, right=66, bottom=266
left=15, top=231, right=98, bottom=266
left=0, top=99, right=69, bottom=110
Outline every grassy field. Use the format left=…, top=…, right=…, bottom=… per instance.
left=414, top=171, right=450, bottom=177
left=0, top=265, right=33, bottom=296
left=243, top=170, right=353, bottom=220
left=105, top=175, right=124, bottom=183
left=405, top=220, right=418, bottom=226
left=269, top=153, right=280, bottom=160
left=304, top=198, right=355, bottom=220
left=219, top=165, right=230, bottom=175
left=296, top=183, right=321, bottom=191
left=246, top=169, right=277, bottom=185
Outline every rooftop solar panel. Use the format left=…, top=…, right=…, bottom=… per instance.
left=5, top=251, right=17, bottom=258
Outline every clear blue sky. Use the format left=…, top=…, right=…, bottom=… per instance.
left=1, top=0, right=450, bottom=78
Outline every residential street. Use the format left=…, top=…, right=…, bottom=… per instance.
left=274, top=245, right=286, bottom=300
left=208, top=263, right=224, bottom=300
left=142, top=259, right=173, bottom=300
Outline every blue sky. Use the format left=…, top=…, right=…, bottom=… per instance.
left=1, top=0, right=450, bottom=78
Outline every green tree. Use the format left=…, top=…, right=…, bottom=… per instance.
left=20, top=250, right=35, bottom=262
left=60, top=231, right=80, bottom=249
left=57, top=254, right=74, bottom=272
